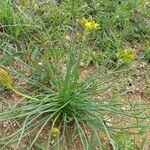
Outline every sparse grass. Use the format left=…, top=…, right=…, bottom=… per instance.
left=0, top=0, right=150, bottom=149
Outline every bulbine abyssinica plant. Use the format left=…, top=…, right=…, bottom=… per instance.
left=0, top=50, right=149, bottom=150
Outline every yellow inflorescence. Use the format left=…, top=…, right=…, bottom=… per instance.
left=81, top=16, right=101, bottom=31
left=122, top=49, right=136, bottom=62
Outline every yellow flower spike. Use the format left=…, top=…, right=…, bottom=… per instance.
left=0, top=68, right=13, bottom=89
left=0, top=68, right=40, bottom=101
left=81, top=16, right=101, bottom=32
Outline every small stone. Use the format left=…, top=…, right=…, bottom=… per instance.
left=80, top=62, right=85, bottom=67
left=50, top=139, right=55, bottom=145
left=3, top=121, right=9, bottom=128
left=20, top=144, right=27, bottom=149
left=38, top=62, right=43, bottom=67
left=25, top=72, right=30, bottom=77
left=66, top=34, right=71, bottom=41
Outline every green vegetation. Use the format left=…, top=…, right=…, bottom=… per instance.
left=0, top=0, right=150, bottom=149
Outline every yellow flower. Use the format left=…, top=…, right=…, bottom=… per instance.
left=51, top=127, right=59, bottom=135
left=0, top=68, right=13, bottom=89
left=81, top=16, right=101, bottom=31
left=122, top=49, right=136, bottom=62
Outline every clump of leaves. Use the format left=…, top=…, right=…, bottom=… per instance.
left=0, top=50, right=149, bottom=149
left=0, top=1, right=23, bottom=38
